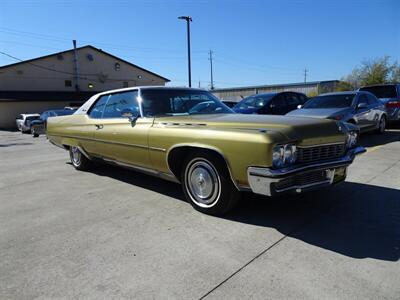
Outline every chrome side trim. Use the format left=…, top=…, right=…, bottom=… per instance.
left=100, top=157, right=180, bottom=183
left=165, top=143, right=243, bottom=191
left=48, top=134, right=148, bottom=150
left=149, top=146, right=167, bottom=152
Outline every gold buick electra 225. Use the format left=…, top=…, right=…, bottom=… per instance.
left=47, top=87, right=365, bottom=215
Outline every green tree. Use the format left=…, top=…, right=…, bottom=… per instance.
left=341, top=56, right=400, bottom=89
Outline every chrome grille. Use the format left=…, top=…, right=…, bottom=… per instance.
left=297, top=143, right=345, bottom=164
left=274, top=170, right=328, bottom=191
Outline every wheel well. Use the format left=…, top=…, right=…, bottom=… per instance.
left=167, top=146, right=229, bottom=181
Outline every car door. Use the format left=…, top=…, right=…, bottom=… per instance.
left=269, top=93, right=287, bottom=115
left=354, top=94, right=373, bottom=129
left=92, top=90, right=153, bottom=168
left=366, top=93, right=383, bottom=127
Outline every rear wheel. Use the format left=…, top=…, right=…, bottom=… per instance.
left=69, top=147, right=92, bottom=171
left=376, top=116, right=386, bottom=134
left=31, top=128, right=39, bottom=137
left=181, top=151, right=240, bottom=216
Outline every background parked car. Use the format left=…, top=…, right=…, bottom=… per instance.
left=359, top=84, right=400, bottom=122
left=15, top=114, right=40, bottom=133
left=31, top=109, right=76, bottom=137
left=221, top=100, right=237, bottom=108
left=287, top=91, right=387, bottom=133
left=233, top=92, right=308, bottom=115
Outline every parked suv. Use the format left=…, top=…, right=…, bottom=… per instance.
left=15, top=114, right=40, bottom=133
left=359, top=84, right=400, bottom=122
left=233, top=92, right=308, bottom=115
left=287, top=91, right=387, bottom=133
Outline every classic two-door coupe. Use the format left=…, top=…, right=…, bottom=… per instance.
left=47, top=87, right=365, bottom=215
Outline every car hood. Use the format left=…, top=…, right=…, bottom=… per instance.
left=286, top=108, right=351, bottom=119
left=154, top=113, right=346, bottom=144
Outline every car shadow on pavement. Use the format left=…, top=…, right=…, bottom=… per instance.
left=86, top=162, right=399, bottom=262
left=87, top=163, right=185, bottom=201
left=359, top=129, right=400, bottom=148
left=226, top=182, right=400, bottom=262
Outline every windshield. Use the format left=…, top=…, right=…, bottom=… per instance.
left=234, top=94, right=275, bottom=110
left=303, top=94, right=355, bottom=109
left=359, top=85, right=397, bottom=99
left=26, top=116, right=40, bottom=121
left=141, top=89, right=233, bottom=117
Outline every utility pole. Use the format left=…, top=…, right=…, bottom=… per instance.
left=72, top=40, right=80, bottom=91
left=178, top=16, right=192, bottom=87
left=303, top=68, right=308, bottom=84
left=209, top=50, right=214, bottom=90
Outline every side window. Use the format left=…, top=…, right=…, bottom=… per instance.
left=272, top=94, right=286, bottom=108
left=102, top=91, right=139, bottom=118
left=89, top=95, right=109, bottom=118
left=286, top=93, right=300, bottom=106
left=358, top=94, right=368, bottom=105
left=366, top=94, right=378, bottom=105
left=299, top=94, right=308, bottom=103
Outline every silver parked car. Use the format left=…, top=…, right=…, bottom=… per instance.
left=15, top=113, right=40, bottom=133
left=286, top=91, right=387, bottom=133
left=359, top=84, right=400, bottom=122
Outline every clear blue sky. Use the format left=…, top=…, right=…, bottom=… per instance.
left=1, top=0, right=399, bottom=88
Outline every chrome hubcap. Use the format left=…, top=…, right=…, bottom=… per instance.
left=71, top=147, right=81, bottom=165
left=186, top=159, right=220, bottom=207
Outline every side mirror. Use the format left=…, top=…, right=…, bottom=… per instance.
left=121, top=108, right=140, bottom=127
left=357, top=102, right=368, bottom=110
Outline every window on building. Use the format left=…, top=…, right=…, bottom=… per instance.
left=115, top=62, right=121, bottom=71
left=123, top=81, right=129, bottom=88
left=65, top=80, right=72, bottom=87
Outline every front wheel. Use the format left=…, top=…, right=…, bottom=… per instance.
left=69, top=146, right=92, bottom=171
left=376, top=116, right=386, bottom=134
left=181, top=152, right=240, bottom=216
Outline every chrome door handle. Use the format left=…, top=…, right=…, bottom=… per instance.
left=95, top=124, right=103, bottom=130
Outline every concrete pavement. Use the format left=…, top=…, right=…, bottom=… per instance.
left=0, top=129, right=399, bottom=299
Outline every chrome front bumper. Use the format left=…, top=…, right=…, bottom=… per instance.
left=247, top=146, right=366, bottom=197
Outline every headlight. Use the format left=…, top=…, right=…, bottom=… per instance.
left=273, top=144, right=297, bottom=168
left=346, top=130, right=358, bottom=148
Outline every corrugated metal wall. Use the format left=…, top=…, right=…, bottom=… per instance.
left=212, top=81, right=338, bottom=101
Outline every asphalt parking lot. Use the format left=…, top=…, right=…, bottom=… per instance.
left=1, top=128, right=399, bottom=299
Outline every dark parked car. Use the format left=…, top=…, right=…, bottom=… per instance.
left=221, top=100, right=237, bottom=108
left=31, top=109, right=76, bottom=137
left=287, top=91, right=387, bottom=133
left=359, top=84, right=400, bottom=122
left=233, top=92, right=308, bottom=115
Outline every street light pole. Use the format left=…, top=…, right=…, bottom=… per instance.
left=178, top=16, right=192, bottom=87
